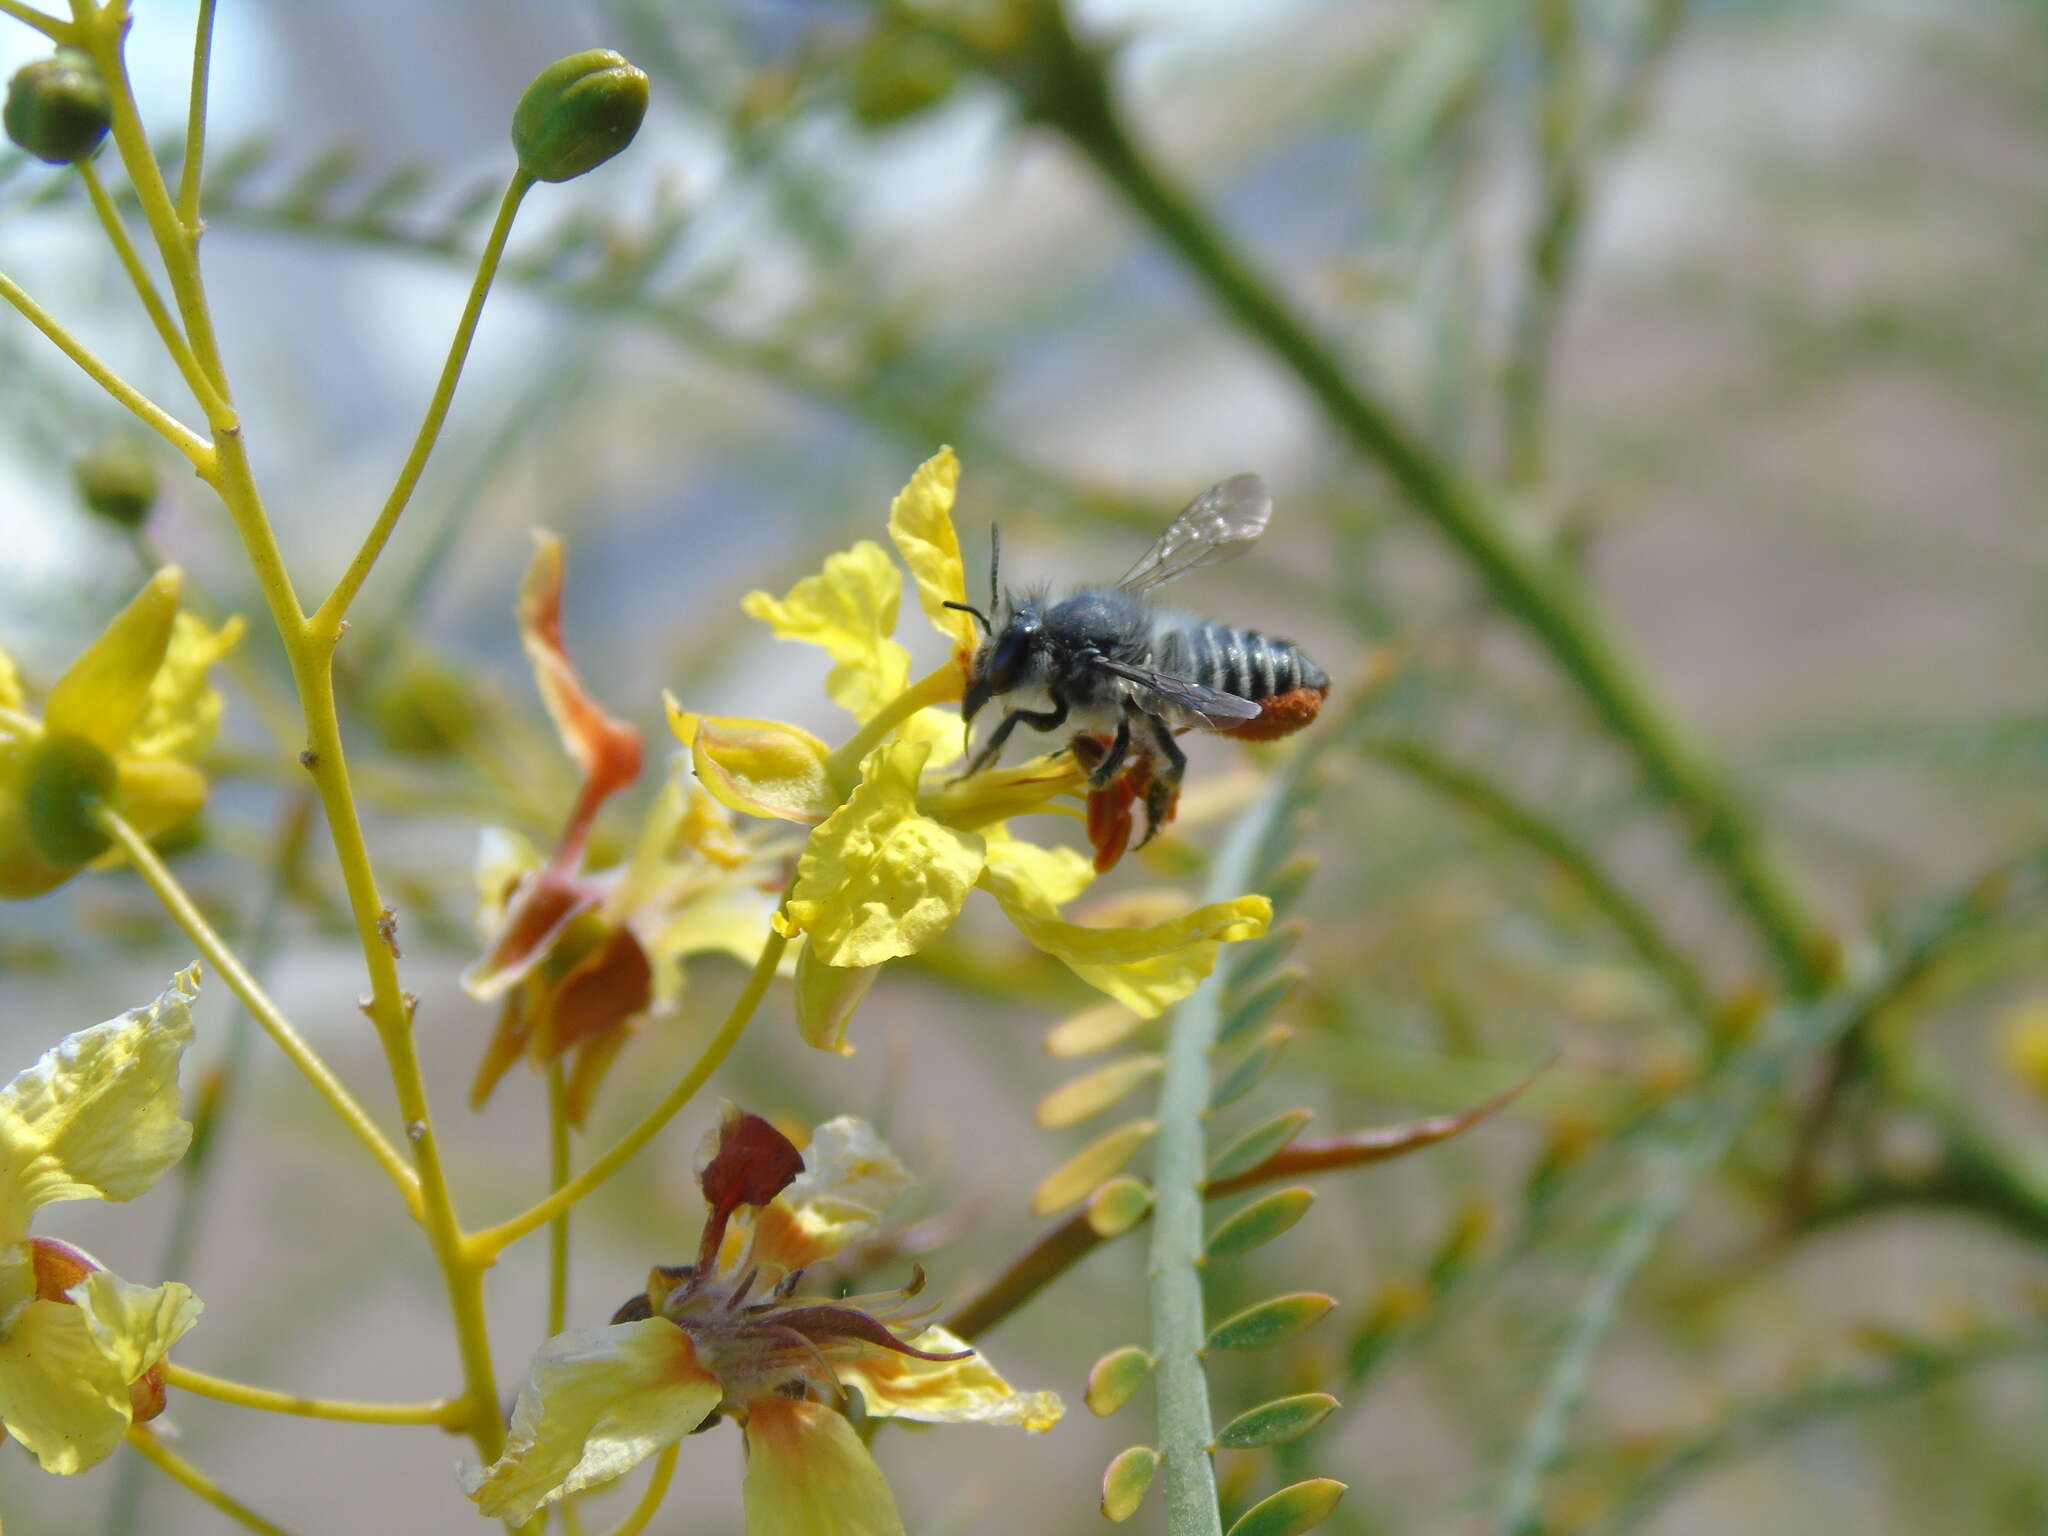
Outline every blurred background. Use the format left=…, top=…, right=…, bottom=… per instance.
left=3, top=0, right=2047, bottom=1532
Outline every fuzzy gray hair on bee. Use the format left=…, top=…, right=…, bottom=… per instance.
left=946, top=474, right=1330, bottom=856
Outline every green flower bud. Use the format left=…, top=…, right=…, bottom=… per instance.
left=5, top=49, right=112, bottom=167
left=24, top=731, right=116, bottom=867
left=847, top=23, right=961, bottom=129
left=74, top=438, right=160, bottom=529
left=511, top=50, right=648, bottom=184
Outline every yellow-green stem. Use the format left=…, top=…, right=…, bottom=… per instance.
left=547, top=1059, right=572, bottom=1335
left=175, top=0, right=216, bottom=228
left=0, top=0, right=68, bottom=40
left=76, top=1, right=511, bottom=1466
left=77, top=158, right=226, bottom=422
left=468, top=923, right=791, bottom=1262
left=125, top=1429, right=297, bottom=1536
left=312, top=172, right=532, bottom=635
left=0, top=269, right=209, bottom=463
left=95, top=804, right=422, bottom=1213
left=164, top=1364, right=466, bottom=1427
left=598, top=1447, right=679, bottom=1536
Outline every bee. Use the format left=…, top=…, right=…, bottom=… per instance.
left=945, top=473, right=1328, bottom=866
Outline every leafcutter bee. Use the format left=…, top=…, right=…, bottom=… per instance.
left=946, top=473, right=1328, bottom=868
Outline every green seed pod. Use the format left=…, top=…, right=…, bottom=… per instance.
left=24, top=731, right=116, bottom=866
left=74, top=438, right=160, bottom=529
left=511, top=50, right=649, bottom=184
left=5, top=50, right=112, bottom=166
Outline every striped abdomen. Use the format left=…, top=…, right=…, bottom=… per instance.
left=1158, top=620, right=1329, bottom=740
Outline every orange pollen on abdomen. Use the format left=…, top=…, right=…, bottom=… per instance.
left=1220, top=687, right=1327, bottom=742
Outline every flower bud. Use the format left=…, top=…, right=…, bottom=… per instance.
left=24, top=730, right=116, bottom=866
left=511, top=50, right=648, bottom=184
left=847, top=23, right=961, bottom=129
left=74, top=438, right=160, bottom=529
left=4, top=49, right=112, bottom=166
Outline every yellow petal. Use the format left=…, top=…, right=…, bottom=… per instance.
left=125, top=612, right=243, bottom=763
left=885, top=446, right=979, bottom=663
left=107, top=755, right=207, bottom=840
left=472, top=826, right=544, bottom=938
left=71, top=1268, right=201, bottom=1399
left=917, top=753, right=1083, bottom=832
left=794, top=943, right=876, bottom=1056
left=742, top=1395, right=906, bottom=1536
left=785, top=740, right=985, bottom=966
left=783, top=1116, right=909, bottom=1248
left=979, top=829, right=1094, bottom=909
left=981, top=846, right=1271, bottom=1017
left=0, top=968, right=198, bottom=1235
left=0, top=645, right=28, bottom=712
left=43, top=568, right=182, bottom=753
left=840, top=1325, right=1064, bottom=1432
left=0, top=1296, right=133, bottom=1473
left=462, top=1319, right=721, bottom=1523
left=669, top=700, right=836, bottom=825
left=741, top=541, right=911, bottom=722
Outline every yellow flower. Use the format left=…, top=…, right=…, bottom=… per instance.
left=0, top=969, right=205, bottom=1473
left=0, top=569, right=241, bottom=899
left=463, top=1108, right=1061, bottom=1528
left=2002, top=1001, right=2048, bottom=1100
left=467, top=534, right=790, bottom=1125
left=671, top=449, right=1272, bottom=1052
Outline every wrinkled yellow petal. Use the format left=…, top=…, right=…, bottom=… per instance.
left=785, top=740, right=985, bottom=966
left=43, top=568, right=182, bottom=754
left=742, top=1395, right=906, bottom=1536
left=0, top=968, right=197, bottom=1237
left=0, top=1296, right=132, bottom=1473
left=125, top=612, right=243, bottom=763
left=841, top=1325, right=1064, bottom=1431
left=885, top=446, right=978, bottom=663
left=782, top=1116, right=909, bottom=1248
left=71, top=1268, right=201, bottom=1401
left=462, top=1319, right=721, bottom=1523
left=794, top=943, right=876, bottom=1056
left=980, top=829, right=1094, bottom=908
left=897, top=704, right=968, bottom=768
left=107, top=755, right=207, bottom=840
left=742, top=541, right=910, bottom=722
left=669, top=700, right=836, bottom=824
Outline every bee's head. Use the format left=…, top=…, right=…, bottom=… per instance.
left=962, top=599, right=1041, bottom=725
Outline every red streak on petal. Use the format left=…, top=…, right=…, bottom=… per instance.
left=767, top=1304, right=973, bottom=1362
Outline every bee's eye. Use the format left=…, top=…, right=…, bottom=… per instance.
left=989, top=627, right=1035, bottom=690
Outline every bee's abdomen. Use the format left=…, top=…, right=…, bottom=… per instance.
left=1181, top=621, right=1327, bottom=703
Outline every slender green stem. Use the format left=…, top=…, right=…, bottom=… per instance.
left=467, top=924, right=791, bottom=1262
left=163, top=1364, right=466, bottom=1427
left=0, top=0, right=69, bottom=39
left=0, top=269, right=210, bottom=463
left=597, top=1446, right=679, bottom=1536
left=1360, top=736, right=1716, bottom=1027
left=95, top=804, right=422, bottom=1213
left=76, top=158, right=228, bottom=421
left=311, top=173, right=532, bottom=635
left=971, top=7, right=1823, bottom=997
left=546, top=1060, right=572, bottom=1336
left=1146, top=778, right=1295, bottom=1536
left=125, top=1430, right=297, bottom=1536
left=176, top=0, right=217, bottom=228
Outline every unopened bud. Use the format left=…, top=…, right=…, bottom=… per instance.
left=511, top=50, right=648, bottom=184
left=848, top=23, right=961, bottom=129
left=74, top=438, right=159, bottom=529
left=24, top=731, right=116, bottom=866
left=5, top=50, right=112, bottom=166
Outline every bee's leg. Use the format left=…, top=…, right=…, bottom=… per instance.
left=966, top=695, right=1069, bottom=777
left=1136, top=714, right=1186, bottom=847
left=1088, top=715, right=1133, bottom=788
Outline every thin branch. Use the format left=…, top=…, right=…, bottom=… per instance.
left=175, top=0, right=217, bottom=228
left=125, top=1430, right=298, bottom=1536
left=163, top=1364, right=466, bottom=1428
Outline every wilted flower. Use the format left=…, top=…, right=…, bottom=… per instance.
left=669, top=448, right=1271, bottom=1054
left=0, top=568, right=241, bottom=899
left=0, top=969, right=205, bottom=1473
left=464, top=1107, right=1061, bottom=1528
left=465, top=533, right=788, bottom=1124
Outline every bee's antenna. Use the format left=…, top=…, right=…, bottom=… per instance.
left=942, top=599, right=990, bottom=635
left=988, top=524, right=1002, bottom=614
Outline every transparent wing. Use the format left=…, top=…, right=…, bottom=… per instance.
left=1092, top=657, right=1263, bottom=726
left=1116, top=473, right=1274, bottom=595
